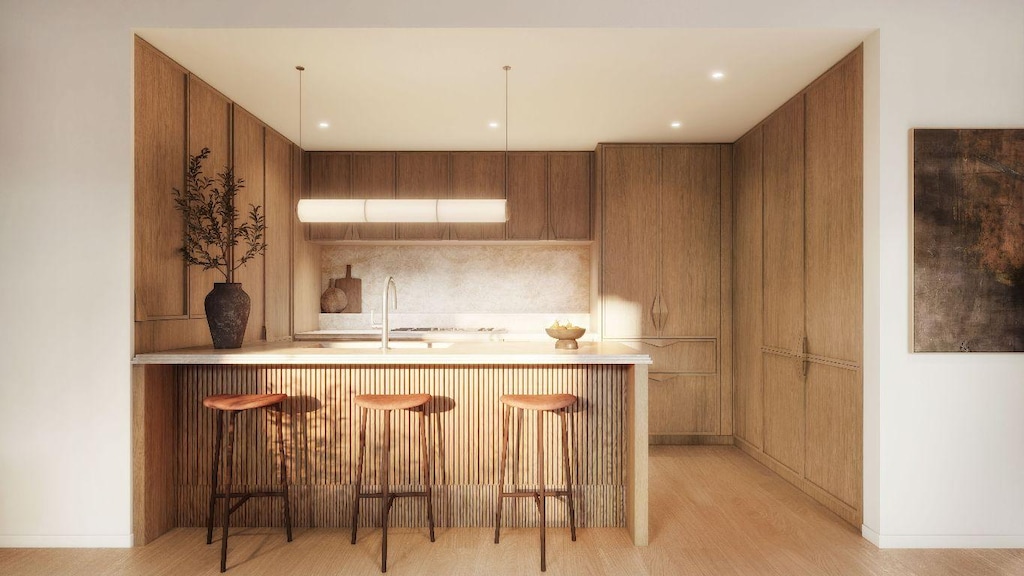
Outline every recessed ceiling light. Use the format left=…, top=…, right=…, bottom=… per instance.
left=318, top=121, right=330, bottom=128
left=670, top=121, right=682, bottom=128
left=711, top=71, right=725, bottom=80
left=488, top=121, right=500, bottom=128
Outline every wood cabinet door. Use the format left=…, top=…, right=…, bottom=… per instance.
left=649, top=373, right=719, bottom=435
left=264, top=129, right=292, bottom=341
left=762, top=95, right=806, bottom=354
left=733, top=128, right=764, bottom=448
left=601, top=146, right=660, bottom=339
left=660, top=145, right=721, bottom=338
left=506, top=152, right=548, bottom=240
left=231, top=106, right=265, bottom=344
left=306, top=152, right=351, bottom=241
left=549, top=152, right=592, bottom=240
left=762, top=353, right=805, bottom=474
left=805, top=50, right=863, bottom=364
left=450, top=152, right=506, bottom=240
left=805, top=362, right=861, bottom=509
left=397, top=152, right=449, bottom=240
left=134, top=38, right=188, bottom=320
left=350, top=152, right=396, bottom=240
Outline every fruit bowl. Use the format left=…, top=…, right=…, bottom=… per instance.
left=545, top=326, right=586, bottom=350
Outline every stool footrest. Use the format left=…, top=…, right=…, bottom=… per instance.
left=497, top=490, right=572, bottom=499
left=357, top=491, right=429, bottom=499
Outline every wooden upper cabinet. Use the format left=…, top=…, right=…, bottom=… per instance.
left=264, top=129, right=292, bottom=341
left=351, top=152, right=396, bottom=240
left=762, top=95, right=806, bottom=354
left=450, top=152, right=506, bottom=241
left=660, top=145, right=721, bottom=338
left=805, top=50, right=863, bottom=364
left=397, top=152, right=449, bottom=240
left=186, top=76, right=232, bottom=318
left=307, top=152, right=352, bottom=241
left=135, top=38, right=188, bottom=320
left=601, top=145, right=660, bottom=339
left=549, top=152, right=591, bottom=240
left=506, top=152, right=548, bottom=240
left=732, top=127, right=765, bottom=448
left=231, top=106, right=265, bottom=344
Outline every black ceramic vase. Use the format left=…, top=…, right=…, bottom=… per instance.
left=204, top=282, right=251, bottom=349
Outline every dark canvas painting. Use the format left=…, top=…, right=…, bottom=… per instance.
left=914, top=129, right=1024, bottom=352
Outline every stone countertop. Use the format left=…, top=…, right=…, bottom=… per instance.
left=132, top=340, right=652, bottom=366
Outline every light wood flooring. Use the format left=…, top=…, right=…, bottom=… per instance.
left=3, top=446, right=1023, bottom=575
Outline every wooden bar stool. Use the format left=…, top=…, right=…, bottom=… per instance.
left=351, top=393, right=435, bottom=573
left=494, top=393, right=578, bottom=572
left=203, top=393, right=293, bottom=573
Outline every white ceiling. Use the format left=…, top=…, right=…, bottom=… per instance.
left=136, top=28, right=870, bottom=151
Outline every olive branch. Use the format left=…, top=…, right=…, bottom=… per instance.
left=171, top=148, right=267, bottom=282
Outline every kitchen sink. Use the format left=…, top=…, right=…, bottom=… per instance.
left=316, top=341, right=453, bottom=350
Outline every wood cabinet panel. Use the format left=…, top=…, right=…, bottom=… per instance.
left=134, top=38, right=187, bottom=319
left=618, top=339, right=716, bottom=374
left=732, top=128, right=764, bottom=447
left=806, top=363, right=861, bottom=508
left=264, top=129, right=292, bottom=341
left=762, top=95, right=805, bottom=354
left=805, top=50, right=863, bottom=364
left=231, top=106, right=265, bottom=344
left=601, top=146, right=660, bottom=339
left=293, top=149, right=321, bottom=333
left=186, top=76, right=232, bottom=318
left=351, top=152, right=396, bottom=240
left=763, top=353, right=804, bottom=474
left=649, top=374, right=719, bottom=435
left=660, top=145, right=721, bottom=338
left=719, top=145, right=734, bottom=436
left=450, top=152, right=506, bottom=240
left=307, top=152, right=351, bottom=241
left=549, top=152, right=592, bottom=240
left=396, top=152, right=449, bottom=240
left=507, top=152, right=548, bottom=240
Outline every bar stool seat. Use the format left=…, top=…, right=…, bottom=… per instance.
left=204, top=393, right=292, bottom=573
left=351, top=393, right=435, bottom=573
left=495, top=393, right=578, bottom=572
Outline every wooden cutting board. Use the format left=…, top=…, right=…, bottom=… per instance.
left=333, top=265, right=362, bottom=313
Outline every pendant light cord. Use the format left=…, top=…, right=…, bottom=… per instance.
left=296, top=66, right=305, bottom=149
left=503, top=65, right=511, bottom=207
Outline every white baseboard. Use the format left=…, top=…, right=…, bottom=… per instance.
left=862, top=525, right=1024, bottom=548
left=0, top=533, right=133, bottom=548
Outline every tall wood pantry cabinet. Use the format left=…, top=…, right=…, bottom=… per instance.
left=595, top=143, right=733, bottom=439
left=732, top=46, right=863, bottom=526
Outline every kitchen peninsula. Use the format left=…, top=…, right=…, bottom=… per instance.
left=132, top=341, right=651, bottom=546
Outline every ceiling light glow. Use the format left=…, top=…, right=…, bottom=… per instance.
left=318, top=121, right=330, bottom=128
left=670, top=121, right=682, bottom=128
left=711, top=71, right=725, bottom=80
left=488, top=121, right=499, bottom=128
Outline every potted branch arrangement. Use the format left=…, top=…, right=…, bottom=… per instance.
left=172, top=147, right=267, bottom=349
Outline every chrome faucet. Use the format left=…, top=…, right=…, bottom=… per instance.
left=381, top=276, right=398, bottom=349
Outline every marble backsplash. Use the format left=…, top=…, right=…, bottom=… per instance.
left=321, top=244, right=590, bottom=318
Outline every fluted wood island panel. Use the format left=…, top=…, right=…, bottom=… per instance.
left=132, top=343, right=650, bottom=547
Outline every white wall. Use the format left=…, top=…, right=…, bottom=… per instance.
left=1, top=0, right=1022, bottom=548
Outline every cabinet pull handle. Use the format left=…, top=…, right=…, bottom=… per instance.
left=802, top=336, right=809, bottom=377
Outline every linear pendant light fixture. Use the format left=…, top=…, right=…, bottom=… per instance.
left=295, top=65, right=509, bottom=224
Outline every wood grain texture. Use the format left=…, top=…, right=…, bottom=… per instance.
left=135, top=318, right=217, bottom=355
left=648, top=374, right=718, bottom=435
left=761, top=94, right=805, bottom=354
left=396, top=152, right=449, bottom=240
left=292, top=148, right=322, bottom=333
left=625, top=363, right=648, bottom=546
left=172, top=365, right=630, bottom=532
left=264, top=129, right=292, bottom=341
left=231, top=106, right=266, bottom=344
left=450, top=152, right=506, bottom=240
left=186, top=75, right=232, bottom=318
left=549, top=152, right=592, bottom=240
left=134, top=37, right=188, bottom=320
left=132, top=364, right=178, bottom=545
left=718, top=146, right=733, bottom=436
left=506, top=152, right=548, bottom=240
left=731, top=128, right=764, bottom=448
left=660, top=145, right=721, bottom=338
left=805, top=363, right=862, bottom=510
left=306, top=152, right=352, bottom=241
left=762, top=353, right=804, bottom=475
left=614, top=339, right=716, bottom=374
left=805, top=47, right=863, bottom=364
left=351, top=152, right=396, bottom=240
left=601, top=145, right=660, bottom=339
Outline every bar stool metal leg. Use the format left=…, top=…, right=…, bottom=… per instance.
left=220, top=411, right=237, bottom=573
left=418, top=407, right=435, bottom=542
left=206, top=410, right=224, bottom=545
left=537, top=412, right=547, bottom=572
left=494, top=405, right=510, bottom=544
left=381, top=409, right=392, bottom=573
left=351, top=407, right=367, bottom=545
left=560, top=410, right=577, bottom=541
left=275, top=404, right=293, bottom=542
